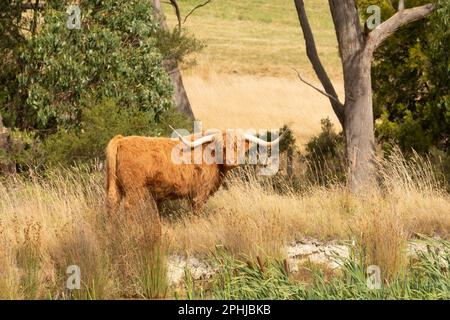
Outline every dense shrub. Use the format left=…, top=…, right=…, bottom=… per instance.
left=1, top=0, right=201, bottom=131
left=359, top=0, right=449, bottom=154
left=302, top=118, right=346, bottom=185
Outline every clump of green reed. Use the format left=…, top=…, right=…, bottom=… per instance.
left=183, top=238, right=449, bottom=300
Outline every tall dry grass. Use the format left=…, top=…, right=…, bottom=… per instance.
left=0, top=169, right=166, bottom=299
left=0, top=151, right=449, bottom=298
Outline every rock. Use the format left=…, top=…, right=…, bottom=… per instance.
left=285, top=240, right=351, bottom=270
left=167, top=255, right=216, bottom=287
left=286, top=241, right=320, bottom=258
left=167, top=255, right=186, bottom=286
left=407, top=239, right=448, bottom=268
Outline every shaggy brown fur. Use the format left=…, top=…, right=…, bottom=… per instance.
left=106, top=132, right=250, bottom=217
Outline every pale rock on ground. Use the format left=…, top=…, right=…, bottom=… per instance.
left=285, top=238, right=351, bottom=271
left=167, top=255, right=217, bottom=286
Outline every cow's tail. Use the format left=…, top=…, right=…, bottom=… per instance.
left=106, top=135, right=123, bottom=214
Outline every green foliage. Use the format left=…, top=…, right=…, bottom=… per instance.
left=0, top=1, right=28, bottom=115
left=278, top=124, right=297, bottom=154
left=41, top=98, right=190, bottom=166
left=303, top=118, right=346, bottom=186
left=185, top=238, right=449, bottom=300
left=1, top=0, right=200, bottom=135
left=0, top=129, right=43, bottom=170
left=357, top=0, right=396, bottom=21
left=11, top=0, right=172, bottom=131
left=155, top=27, right=204, bottom=66
left=360, top=0, right=450, bottom=154
left=1, top=98, right=190, bottom=169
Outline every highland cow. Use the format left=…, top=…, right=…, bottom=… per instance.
left=105, top=130, right=285, bottom=217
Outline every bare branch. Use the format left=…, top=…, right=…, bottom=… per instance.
left=293, top=0, right=345, bottom=126
left=367, top=3, right=435, bottom=53
left=160, top=0, right=212, bottom=27
left=292, top=68, right=344, bottom=108
left=168, top=0, right=182, bottom=29
left=184, top=0, right=212, bottom=24
left=398, top=0, right=405, bottom=12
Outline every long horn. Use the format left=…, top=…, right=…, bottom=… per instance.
left=169, top=125, right=216, bottom=148
left=243, top=130, right=288, bottom=147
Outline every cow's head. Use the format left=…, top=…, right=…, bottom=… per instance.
left=173, top=128, right=287, bottom=169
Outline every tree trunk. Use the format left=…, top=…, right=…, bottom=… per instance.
left=0, top=114, right=16, bottom=175
left=328, top=0, right=377, bottom=191
left=343, top=55, right=376, bottom=192
left=152, top=0, right=195, bottom=119
left=163, top=59, right=195, bottom=119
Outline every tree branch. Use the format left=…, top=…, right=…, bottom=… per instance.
left=293, top=0, right=345, bottom=126
left=292, top=68, right=344, bottom=107
left=367, top=3, right=435, bottom=53
left=184, top=0, right=212, bottom=23
left=168, top=0, right=182, bottom=29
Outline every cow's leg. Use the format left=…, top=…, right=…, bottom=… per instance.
left=145, top=195, right=162, bottom=245
left=190, top=196, right=207, bottom=216
left=123, top=187, right=149, bottom=213
left=123, top=188, right=162, bottom=243
left=106, top=187, right=122, bottom=216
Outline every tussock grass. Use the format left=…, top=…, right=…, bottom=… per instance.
left=0, top=168, right=167, bottom=299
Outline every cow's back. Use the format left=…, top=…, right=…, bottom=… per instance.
left=115, top=136, right=222, bottom=201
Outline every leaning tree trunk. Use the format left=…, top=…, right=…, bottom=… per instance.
left=295, top=0, right=436, bottom=193
left=152, top=0, right=195, bottom=119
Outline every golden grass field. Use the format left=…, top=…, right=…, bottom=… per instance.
left=183, top=73, right=342, bottom=146
left=166, top=0, right=342, bottom=77
left=163, top=0, right=344, bottom=145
